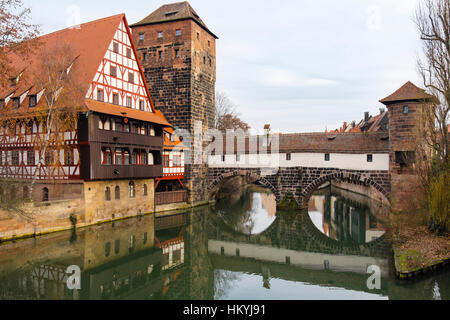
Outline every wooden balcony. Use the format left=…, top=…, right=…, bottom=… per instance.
left=89, top=164, right=163, bottom=181
left=155, top=190, right=187, bottom=205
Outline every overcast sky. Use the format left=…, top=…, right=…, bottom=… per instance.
left=22, top=0, right=424, bottom=133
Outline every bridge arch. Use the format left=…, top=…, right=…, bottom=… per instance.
left=208, top=170, right=280, bottom=202
left=300, top=171, right=389, bottom=208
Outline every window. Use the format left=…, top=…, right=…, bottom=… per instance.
left=124, top=122, right=130, bottom=133
left=367, top=154, right=373, bottom=163
left=325, top=154, right=330, bottom=161
left=128, top=72, right=134, bottom=84
left=286, top=153, right=291, bottom=161
left=27, top=150, right=35, bottom=166
left=42, top=187, right=49, bottom=202
left=12, top=97, right=20, bottom=109
left=158, top=51, right=162, bottom=59
left=203, top=56, right=206, bottom=64
left=164, top=154, right=170, bottom=167
left=102, top=148, right=112, bottom=165
left=143, top=232, right=147, bottom=244
left=97, top=89, right=104, bottom=102
left=139, top=33, right=144, bottom=41
left=126, top=48, right=132, bottom=58
left=222, top=155, right=226, bottom=162
left=173, top=154, right=181, bottom=167
left=115, top=186, right=120, bottom=200
left=0, top=99, right=4, bottom=109
left=208, top=40, right=210, bottom=48
left=113, top=42, right=119, bottom=53
left=148, top=152, right=154, bottom=165
left=115, top=149, right=123, bottom=165
left=197, top=32, right=200, bottom=40
left=395, top=151, right=415, bottom=166
left=209, top=58, right=212, bottom=67
left=236, top=154, right=240, bottom=162
left=126, top=97, right=132, bottom=108
left=142, top=52, right=147, bottom=61
left=12, top=151, right=19, bottom=165
left=158, top=31, right=163, bottom=38
left=110, top=66, right=117, bottom=77
left=115, top=120, right=123, bottom=132
left=148, top=125, right=155, bottom=136
left=65, top=149, right=74, bottom=166
left=29, top=95, right=37, bottom=107
left=124, top=150, right=130, bottom=165
left=105, top=187, right=111, bottom=201
left=175, top=48, right=180, bottom=58
left=45, top=151, right=53, bottom=165
left=176, top=29, right=181, bottom=36
left=143, top=184, right=148, bottom=196
left=403, top=105, right=409, bottom=115
left=113, top=93, right=119, bottom=105
left=129, top=181, right=135, bottom=198
left=139, top=100, right=144, bottom=111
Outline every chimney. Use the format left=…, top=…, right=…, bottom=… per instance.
left=364, top=112, right=370, bottom=122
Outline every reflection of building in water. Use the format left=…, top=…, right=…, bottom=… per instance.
left=308, top=191, right=386, bottom=244
left=156, top=232, right=185, bottom=271
left=260, top=192, right=276, bottom=218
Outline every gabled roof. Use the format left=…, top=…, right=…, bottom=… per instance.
left=131, top=1, right=218, bottom=39
left=380, top=81, right=436, bottom=105
left=1, top=14, right=171, bottom=126
left=1, top=14, right=125, bottom=99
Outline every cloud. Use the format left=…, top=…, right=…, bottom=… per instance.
left=258, top=67, right=338, bottom=88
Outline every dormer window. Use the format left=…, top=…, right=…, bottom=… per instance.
left=29, top=95, right=37, bottom=108
left=12, top=97, right=20, bottom=109
left=165, top=11, right=178, bottom=17
left=403, top=105, right=409, bottom=115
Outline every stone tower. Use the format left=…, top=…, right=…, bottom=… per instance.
left=131, top=2, right=217, bottom=204
left=380, top=81, right=435, bottom=212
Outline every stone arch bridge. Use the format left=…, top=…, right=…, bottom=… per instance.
left=208, top=167, right=390, bottom=208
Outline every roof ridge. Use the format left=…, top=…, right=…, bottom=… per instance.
left=36, top=13, right=125, bottom=40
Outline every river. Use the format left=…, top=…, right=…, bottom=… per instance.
left=0, top=184, right=448, bottom=300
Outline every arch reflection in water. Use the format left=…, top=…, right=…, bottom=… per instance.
left=214, top=185, right=277, bottom=235
left=308, top=185, right=388, bottom=244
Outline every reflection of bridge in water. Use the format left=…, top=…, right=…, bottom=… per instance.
left=0, top=208, right=447, bottom=300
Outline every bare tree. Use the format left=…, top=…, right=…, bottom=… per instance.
left=414, top=0, right=450, bottom=232
left=215, top=92, right=250, bottom=132
left=0, top=44, right=84, bottom=211
left=0, top=0, right=40, bottom=86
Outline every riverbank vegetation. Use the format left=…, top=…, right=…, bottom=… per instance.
left=389, top=0, right=450, bottom=274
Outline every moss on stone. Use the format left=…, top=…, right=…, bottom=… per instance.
left=277, top=192, right=299, bottom=211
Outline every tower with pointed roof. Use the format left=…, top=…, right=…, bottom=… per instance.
left=380, top=81, right=435, bottom=212
left=131, top=1, right=218, bottom=203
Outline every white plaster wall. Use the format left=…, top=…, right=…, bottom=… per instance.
left=208, top=153, right=389, bottom=171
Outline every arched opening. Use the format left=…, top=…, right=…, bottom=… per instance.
left=129, top=181, right=135, bottom=198
left=213, top=175, right=277, bottom=235
left=105, top=187, right=111, bottom=201
left=115, top=186, right=120, bottom=200
left=306, top=178, right=389, bottom=244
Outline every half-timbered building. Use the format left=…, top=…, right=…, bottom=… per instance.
left=0, top=14, right=172, bottom=224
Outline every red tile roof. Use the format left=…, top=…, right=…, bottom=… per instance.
left=380, top=81, right=436, bottom=104
left=1, top=14, right=170, bottom=126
